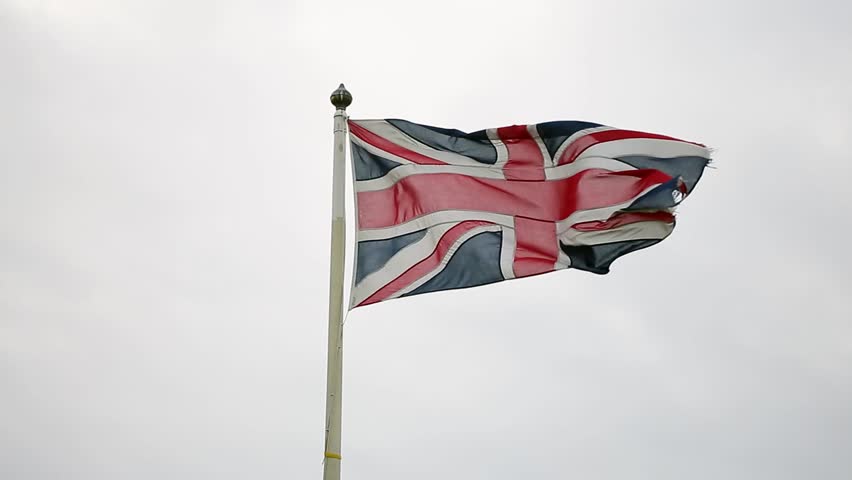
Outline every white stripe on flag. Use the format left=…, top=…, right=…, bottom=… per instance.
left=554, top=184, right=665, bottom=235
left=552, top=126, right=615, bottom=164
left=389, top=224, right=502, bottom=299
left=527, top=124, right=553, bottom=167
left=357, top=211, right=514, bottom=242
left=499, top=223, right=516, bottom=280
left=544, top=156, right=636, bottom=180
left=577, top=138, right=711, bottom=163
left=352, top=120, right=489, bottom=167
left=351, top=222, right=457, bottom=306
left=559, top=219, right=675, bottom=247
left=487, top=128, right=509, bottom=169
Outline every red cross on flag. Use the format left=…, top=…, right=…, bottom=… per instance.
left=348, top=118, right=710, bottom=308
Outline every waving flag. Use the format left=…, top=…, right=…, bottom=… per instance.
left=348, top=119, right=710, bottom=308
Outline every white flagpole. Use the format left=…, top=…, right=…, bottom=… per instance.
left=323, top=84, right=351, bottom=480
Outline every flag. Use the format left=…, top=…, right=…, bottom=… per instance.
left=348, top=118, right=710, bottom=308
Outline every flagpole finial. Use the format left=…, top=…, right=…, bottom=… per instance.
left=330, top=84, right=352, bottom=110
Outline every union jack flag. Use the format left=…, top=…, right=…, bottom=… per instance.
left=349, top=119, right=710, bottom=308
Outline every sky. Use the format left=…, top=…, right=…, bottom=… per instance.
left=2, top=1, right=852, bottom=479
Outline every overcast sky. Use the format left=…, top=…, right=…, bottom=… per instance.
left=3, top=1, right=852, bottom=479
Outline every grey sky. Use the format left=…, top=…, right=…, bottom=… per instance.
left=2, top=1, right=851, bottom=479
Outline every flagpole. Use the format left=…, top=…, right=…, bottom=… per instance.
left=323, top=84, right=351, bottom=480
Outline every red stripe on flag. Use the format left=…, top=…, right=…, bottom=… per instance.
left=349, top=121, right=448, bottom=166
left=571, top=211, right=675, bottom=232
left=358, top=221, right=492, bottom=306
left=357, top=169, right=672, bottom=229
left=498, top=125, right=545, bottom=181
left=557, top=129, right=705, bottom=165
left=513, top=217, right=559, bottom=278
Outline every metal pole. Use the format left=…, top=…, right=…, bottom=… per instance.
left=323, top=84, right=351, bottom=480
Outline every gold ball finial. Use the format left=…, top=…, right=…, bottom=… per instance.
left=330, top=84, right=352, bottom=110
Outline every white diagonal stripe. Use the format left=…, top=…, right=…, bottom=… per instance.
left=389, top=225, right=502, bottom=299
left=552, top=126, right=615, bottom=164
left=352, top=120, right=489, bottom=167
left=351, top=222, right=458, bottom=307
left=350, top=133, right=415, bottom=166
